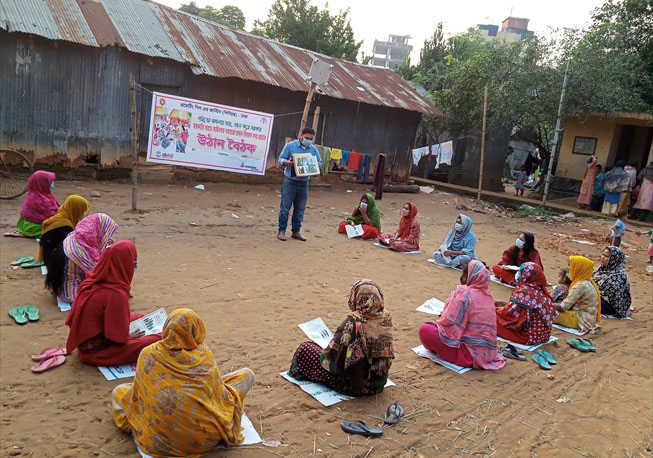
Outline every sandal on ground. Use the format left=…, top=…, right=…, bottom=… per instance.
left=10, top=256, right=34, bottom=266
left=537, top=350, right=556, bottom=365
left=22, top=305, right=39, bottom=321
left=341, top=421, right=383, bottom=437
left=567, top=338, right=591, bottom=352
left=31, top=347, right=67, bottom=361
left=577, top=338, right=595, bottom=352
left=8, top=307, right=28, bottom=324
left=31, top=355, right=65, bottom=373
left=532, top=353, right=552, bottom=370
left=384, top=402, right=405, bottom=425
left=501, top=345, right=526, bottom=361
left=21, top=260, right=44, bottom=269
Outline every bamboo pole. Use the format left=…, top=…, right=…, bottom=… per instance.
left=298, top=82, right=317, bottom=137
left=543, top=61, right=570, bottom=206
left=129, top=73, right=138, bottom=211
left=312, top=106, right=320, bottom=133
left=477, top=84, right=488, bottom=201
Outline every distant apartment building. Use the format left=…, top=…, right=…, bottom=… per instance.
left=371, top=35, right=412, bottom=69
left=477, top=16, right=534, bottom=43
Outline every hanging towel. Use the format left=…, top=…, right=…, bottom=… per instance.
left=348, top=152, right=362, bottom=170
left=330, top=148, right=343, bottom=160
left=317, top=146, right=331, bottom=175
left=340, top=150, right=350, bottom=167
left=374, top=154, right=386, bottom=201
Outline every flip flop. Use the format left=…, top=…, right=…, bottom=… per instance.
left=537, top=350, right=557, bottom=365
left=532, top=353, right=551, bottom=370
left=8, top=307, right=27, bottom=324
left=10, top=256, right=34, bottom=266
left=22, top=305, right=39, bottom=321
left=31, top=347, right=66, bottom=361
left=501, top=345, right=526, bottom=361
left=384, top=402, right=405, bottom=425
left=31, top=355, right=65, bottom=373
left=340, top=421, right=384, bottom=437
left=567, top=338, right=591, bottom=352
left=21, top=260, right=44, bottom=269
left=578, top=338, right=596, bottom=352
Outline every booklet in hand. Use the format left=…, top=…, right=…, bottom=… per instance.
left=129, top=308, right=168, bottom=336
left=345, top=224, right=364, bottom=238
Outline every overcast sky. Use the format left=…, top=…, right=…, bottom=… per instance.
left=155, top=0, right=606, bottom=62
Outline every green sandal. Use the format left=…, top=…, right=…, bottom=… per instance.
left=21, top=260, right=44, bottom=269
left=8, top=307, right=28, bottom=324
left=567, top=338, right=591, bottom=352
left=578, top=338, right=595, bottom=352
left=538, top=350, right=557, bottom=365
left=532, top=353, right=552, bottom=370
left=23, top=306, right=39, bottom=321
left=10, top=256, right=34, bottom=266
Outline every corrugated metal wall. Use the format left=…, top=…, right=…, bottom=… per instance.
left=1, top=31, right=419, bottom=176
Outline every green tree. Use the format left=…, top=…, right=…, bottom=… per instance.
left=179, top=3, right=246, bottom=30
left=253, top=0, right=362, bottom=62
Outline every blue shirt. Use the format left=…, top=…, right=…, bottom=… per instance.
left=611, top=219, right=625, bottom=237
left=278, top=140, right=322, bottom=182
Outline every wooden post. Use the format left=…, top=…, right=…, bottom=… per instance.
left=129, top=74, right=138, bottom=211
left=477, top=84, right=488, bottom=201
left=298, top=82, right=317, bottom=137
left=311, top=106, right=320, bottom=133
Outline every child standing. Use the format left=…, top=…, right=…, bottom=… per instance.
left=610, top=210, right=627, bottom=247
left=515, top=166, right=527, bottom=196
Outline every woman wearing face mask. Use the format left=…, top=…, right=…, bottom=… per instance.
left=432, top=214, right=477, bottom=268
left=418, top=261, right=505, bottom=369
left=593, top=246, right=631, bottom=318
left=491, top=232, right=543, bottom=285
left=378, top=202, right=420, bottom=252
left=337, top=193, right=381, bottom=239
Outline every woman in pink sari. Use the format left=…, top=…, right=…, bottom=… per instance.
left=577, top=156, right=598, bottom=208
left=4, top=171, right=59, bottom=238
left=418, top=260, right=506, bottom=370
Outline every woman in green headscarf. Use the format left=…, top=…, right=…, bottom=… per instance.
left=338, top=193, right=381, bottom=239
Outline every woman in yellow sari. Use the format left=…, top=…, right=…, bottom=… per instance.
left=553, top=256, right=601, bottom=332
left=112, top=308, right=255, bottom=457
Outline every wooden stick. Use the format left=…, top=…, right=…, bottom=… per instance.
left=129, top=73, right=138, bottom=211
left=312, top=106, right=320, bottom=133
left=299, top=82, right=317, bottom=136
left=477, top=84, right=488, bottom=201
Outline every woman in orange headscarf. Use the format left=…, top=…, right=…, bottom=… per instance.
left=378, top=202, right=420, bottom=252
left=553, top=256, right=601, bottom=332
left=112, top=308, right=255, bottom=456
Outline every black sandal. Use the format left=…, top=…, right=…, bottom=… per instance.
left=501, top=344, right=526, bottom=361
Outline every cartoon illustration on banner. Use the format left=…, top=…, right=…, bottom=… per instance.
left=147, top=92, right=274, bottom=176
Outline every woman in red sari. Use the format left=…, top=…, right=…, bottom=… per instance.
left=65, top=240, right=161, bottom=366
left=378, top=202, right=420, bottom=252
left=491, top=232, right=543, bottom=285
left=495, top=262, right=558, bottom=345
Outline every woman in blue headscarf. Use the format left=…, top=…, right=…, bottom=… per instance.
left=433, top=214, right=477, bottom=268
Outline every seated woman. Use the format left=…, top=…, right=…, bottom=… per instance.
left=495, top=263, right=558, bottom=345
left=418, top=260, right=505, bottom=369
left=58, top=213, right=118, bottom=303
left=42, top=195, right=89, bottom=297
left=378, top=202, right=420, bottom=252
left=65, top=240, right=161, bottom=366
left=491, top=232, right=543, bottom=285
left=593, top=246, right=632, bottom=318
left=337, top=193, right=381, bottom=240
left=289, top=279, right=394, bottom=396
left=432, top=214, right=477, bottom=268
left=4, top=171, right=59, bottom=238
left=551, top=267, right=571, bottom=303
left=553, top=256, right=601, bottom=332
left=112, top=308, right=255, bottom=456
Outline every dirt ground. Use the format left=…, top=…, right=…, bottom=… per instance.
left=1, top=178, right=651, bottom=458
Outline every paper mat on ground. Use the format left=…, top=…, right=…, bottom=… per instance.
left=601, top=314, right=634, bottom=320
left=57, top=296, right=71, bottom=312
left=130, top=308, right=167, bottom=336
left=373, top=243, right=422, bottom=254
left=135, top=413, right=261, bottom=457
left=41, top=265, right=47, bottom=275
left=345, top=224, right=364, bottom=238
left=99, top=363, right=138, bottom=381
left=427, top=258, right=462, bottom=271
left=497, top=336, right=557, bottom=352
left=416, top=298, right=445, bottom=315
left=412, top=345, right=471, bottom=374
left=552, top=323, right=587, bottom=336
left=280, top=371, right=395, bottom=407
left=490, top=275, right=516, bottom=288
left=298, top=318, right=334, bottom=349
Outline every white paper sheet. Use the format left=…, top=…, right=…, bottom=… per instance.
left=427, top=257, right=461, bottom=271
left=345, top=224, right=364, bottom=238
left=41, top=265, right=48, bottom=275
left=135, top=413, right=261, bottom=457
left=601, top=314, right=634, bottom=320
left=57, top=296, right=72, bottom=312
left=552, top=324, right=587, bottom=336
left=129, top=308, right=167, bottom=336
left=490, top=275, right=516, bottom=288
left=416, top=298, right=445, bottom=315
left=373, top=242, right=388, bottom=249
left=497, top=336, right=558, bottom=352
left=98, top=363, right=138, bottom=380
left=373, top=242, right=422, bottom=254
left=298, top=318, right=334, bottom=349
left=412, top=345, right=471, bottom=374
left=572, top=239, right=596, bottom=245
left=280, top=371, right=395, bottom=406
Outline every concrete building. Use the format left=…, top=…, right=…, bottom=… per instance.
left=477, top=16, right=534, bottom=43
left=371, top=35, right=412, bottom=69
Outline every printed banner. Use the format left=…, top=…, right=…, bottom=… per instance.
left=146, top=92, right=274, bottom=175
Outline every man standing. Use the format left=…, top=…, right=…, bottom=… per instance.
left=277, top=127, right=322, bottom=241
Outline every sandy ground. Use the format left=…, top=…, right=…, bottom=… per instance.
left=1, top=178, right=652, bottom=458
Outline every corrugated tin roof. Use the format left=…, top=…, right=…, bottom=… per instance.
left=0, top=0, right=439, bottom=115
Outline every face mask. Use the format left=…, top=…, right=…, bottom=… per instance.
left=50, top=181, right=55, bottom=190
left=134, top=261, right=138, bottom=271
left=515, top=238, right=524, bottom=249
left=515, top=271, right=521, bottom=284
left=454, top=223, right=463, bottom=231
left=360, top=202, right=368, bottom=209
left=301, top=137, right=313, bottom=147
